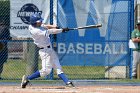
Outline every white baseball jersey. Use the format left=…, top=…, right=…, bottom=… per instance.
left=29, top=25, right=62, bottom=48
left=29, top=25, right=64, bottom=77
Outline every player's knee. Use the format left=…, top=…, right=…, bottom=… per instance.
left=39, top=69, right=52, bottom=77
left=56, top=69, right=64, bottom=75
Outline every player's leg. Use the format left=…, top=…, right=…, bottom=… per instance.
left=21, top=69, right=42, bottom=88
left=51, top=50, right=75, bottom=87
left=57, top=69, right=75, bottom=87
left=21, top=61, right=52, bottom=88
left=21, top=75, right=30, bottom=88
left=21, top=49, right=52, bottom=88
left=132, top=51, right=140, bottom=78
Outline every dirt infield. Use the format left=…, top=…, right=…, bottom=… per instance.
left=1, top=80, right=140, bottom=93
left=0, top=85, right=140, bottom=93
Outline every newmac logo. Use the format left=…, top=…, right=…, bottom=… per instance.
left=17, top=3, right=42, bottom=24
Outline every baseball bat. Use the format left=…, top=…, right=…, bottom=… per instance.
left=68, top=24, right=102, bottom=30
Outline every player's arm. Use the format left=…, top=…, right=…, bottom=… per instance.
left=41, top=24, right=69, bottom=34
left=47, top=27, right=69, bottom=34
left=41, top=24, right=58, bottom=29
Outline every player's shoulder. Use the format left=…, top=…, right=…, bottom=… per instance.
left=132, top=29, right=138, bottom=32
left=29, top=25, right=38, bottom=33
left=29, top=25, right=39, bottom=31
left=29, top=25, right=34, bottom=30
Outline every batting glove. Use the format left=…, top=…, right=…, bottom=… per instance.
left=62, top=27, right=69, bottom=32
left=56, top=26, right=60, bottom=29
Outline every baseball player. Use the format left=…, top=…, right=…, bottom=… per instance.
left=21, top=13, right=74, bottom=88
left=131, top=22, right=140, bottom=79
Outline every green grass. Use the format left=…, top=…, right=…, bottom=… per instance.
left=56, top=66, right=105, bottom=79
left=1, top=59, right=140, bottom=84
left=2, top=59, right=26, bottom=79
left=1, top=59, right=140, bottom=83
left=1, top=59, right=105, bottom=80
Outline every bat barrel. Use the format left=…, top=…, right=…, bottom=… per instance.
left=68, top=24, right=102, bottom=30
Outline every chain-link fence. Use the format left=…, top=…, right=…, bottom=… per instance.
left=57, top=0, right=134, bottom=79
left=0, top=0, right=134, bottom=80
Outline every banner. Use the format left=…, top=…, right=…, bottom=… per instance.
left=57, top=0, right=132, bottom=66
left=10, top=0, right=51, bottom=38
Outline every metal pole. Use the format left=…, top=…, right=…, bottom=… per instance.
left=49, top=0, right=54, bottom=80
left=129, top=0, right=134, bottom=79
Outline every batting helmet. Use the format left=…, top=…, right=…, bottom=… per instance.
left=30, top=14, right=43, bottom=24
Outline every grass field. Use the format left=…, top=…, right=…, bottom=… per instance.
left=1, top=59, right=105, bottom=80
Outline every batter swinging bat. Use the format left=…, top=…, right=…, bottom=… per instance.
left=68, top=24, right=102, bottom=30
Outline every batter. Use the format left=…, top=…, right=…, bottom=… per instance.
left=21, top=14, right=74, bottom=88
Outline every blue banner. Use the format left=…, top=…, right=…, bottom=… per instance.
left=57, top=0, right=132, bottom=66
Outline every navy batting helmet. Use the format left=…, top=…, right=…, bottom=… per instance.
left=30, top=14, right=43, bottom=24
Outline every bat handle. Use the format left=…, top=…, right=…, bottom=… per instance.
left=97, top=24, right=102, bottom=27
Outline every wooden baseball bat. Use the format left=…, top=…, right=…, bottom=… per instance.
left=68, top=24, right=102, bottom=30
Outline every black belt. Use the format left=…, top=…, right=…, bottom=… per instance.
left=39, top=45, right=50, bottom=49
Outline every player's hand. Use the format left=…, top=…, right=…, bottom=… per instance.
left=56, top=26, right=60, bottom=29
left=62, top=27, right=69, bottom=32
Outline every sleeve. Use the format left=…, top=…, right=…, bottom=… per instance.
left=34, top=29, right=62, bottom=36
left=131, top=30, right=136, bottom=39
left=47, top=29, right=63, bottom=34
left=35, top=30, right=46, bottom=36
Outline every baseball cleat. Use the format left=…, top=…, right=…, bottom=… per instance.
left=66, top=82, right=75, bottom=88
left=21, top=75, right=30, bottom=88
